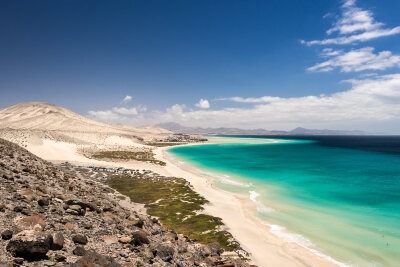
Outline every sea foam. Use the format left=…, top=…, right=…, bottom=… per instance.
left=249, top=190, right=260, bottom=202
left=203, top=172, right=250, bottom=187
left=249, top=191, right=275, bottom=213
left=260, top=222, right=350, bottom=267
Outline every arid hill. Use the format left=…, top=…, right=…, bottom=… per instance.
left=0, top=102, right=170, bottom=138
left=0, top=102, right=177, bottom=161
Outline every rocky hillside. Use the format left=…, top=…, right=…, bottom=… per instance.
left=0, top=139, right=250, bottom=266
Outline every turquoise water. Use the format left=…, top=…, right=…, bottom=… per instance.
left=168, top=137, right=400, bottom=267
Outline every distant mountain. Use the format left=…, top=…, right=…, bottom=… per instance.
left=289, top=127, right=368, bottom=136
left=156, top=122, right=282, bottom=135
left=156, top=122, right=370, bottom=136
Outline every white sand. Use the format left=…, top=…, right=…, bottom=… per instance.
left=152, top=143, right=341, bottom=267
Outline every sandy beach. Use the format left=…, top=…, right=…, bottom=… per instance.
left=24, top=136, right=344, bottom=267
left=152, top=141, right=344, bottom=267
left=16, top=133, right=345, bottom=267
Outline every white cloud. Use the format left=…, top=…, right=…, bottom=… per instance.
left=195, top=99, right=210, bottom=109
left=305, top=0, right=400, bottom=45
left=91, top=74, right=400, bottom=133
left=121, top=95, right=132, bottom=104
left=88, top=105, right=145, bottom=122
left=86, top=73, right=400, bottom=133
left=320, top=48, right=342, bottom=57
left=217, top=96, right=280, bottom=103
left=308, top=47, right=400, bottom=72
left=168, top=104, right=186, bottom=113
left=112, top=107, right=138, bottom=115
left=87, top=110, right=123, bottom=122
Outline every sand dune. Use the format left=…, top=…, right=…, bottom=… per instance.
left=0, top=102, right=170, bottom=136
left=0, top=102, right=173, bottom=149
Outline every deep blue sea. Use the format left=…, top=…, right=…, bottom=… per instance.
left=168, top=136, right=400, bottom=267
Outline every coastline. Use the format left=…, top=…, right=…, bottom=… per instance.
left=25, top=136, right=345, bottom=267
left=154, top=140, right=344, bottom=267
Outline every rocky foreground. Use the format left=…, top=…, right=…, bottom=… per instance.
left=0, top=139, right=251, bottom=266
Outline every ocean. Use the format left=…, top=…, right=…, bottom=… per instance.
left=168, top=136, right=400, bottom=267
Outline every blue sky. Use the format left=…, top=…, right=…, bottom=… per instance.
left=1, top=0, right=400, bottom=133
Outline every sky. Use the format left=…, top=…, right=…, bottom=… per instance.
left=1, top=0, right=400, bottom=133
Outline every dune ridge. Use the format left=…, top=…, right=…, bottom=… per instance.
left=0, top=102, right=175, bottom=151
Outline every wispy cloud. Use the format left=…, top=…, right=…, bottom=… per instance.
left=195, top=99, right=210, bottom=109
left=216, top=96, right=280, bottom=103
left=88, top=110, right=122, bottom=122
left=308, top=47, right=400, bottom=72
left=305, top=0, right=400, bottom=45
left=121, top=95, right=132, bottom=104
left=88, top=96, right=146, bottom=122
left=112, top=107, right=138, bottom=115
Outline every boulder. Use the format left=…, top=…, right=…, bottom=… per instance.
left=38, top=198, right=50, bottom=207
left=131, top=231, right=150, bottom=246
left=50, top=233, right=64, bottom=250
left=72, top=234, right=88, bottom=245
left=6, top=232, right=52, bottom=261
left=1, top=230, right=13, bottom=240
left=73, top=246, right=87, bottom=256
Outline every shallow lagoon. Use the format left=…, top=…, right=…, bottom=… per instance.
left=169, top=136, right=400, bottom=266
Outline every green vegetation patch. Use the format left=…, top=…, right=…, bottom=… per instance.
left=91, top=151, right=166, bottom=166
left=107, top=175, right=238, bottom=251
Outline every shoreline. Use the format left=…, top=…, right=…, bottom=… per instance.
left=26, top=136, right=344, bottom=267
left=154, top=140, right=344, bottom=267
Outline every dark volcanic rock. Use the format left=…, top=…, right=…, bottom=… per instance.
left=0, top=204, right=6, bottom=212
left=51, top=232, right=64, bottom=250
left=73, top=246, right=87, bottom=256
left=131, top=231, right=150, bottom=246
left=6, top=235, right=52, bottom=261
left=1, top=229, right=13, bottom=240
left=13, top=206, right=24, bottom=212
left=72, top=234, right=88, bottom=245
left=38, top=198, right=50, bottom=206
